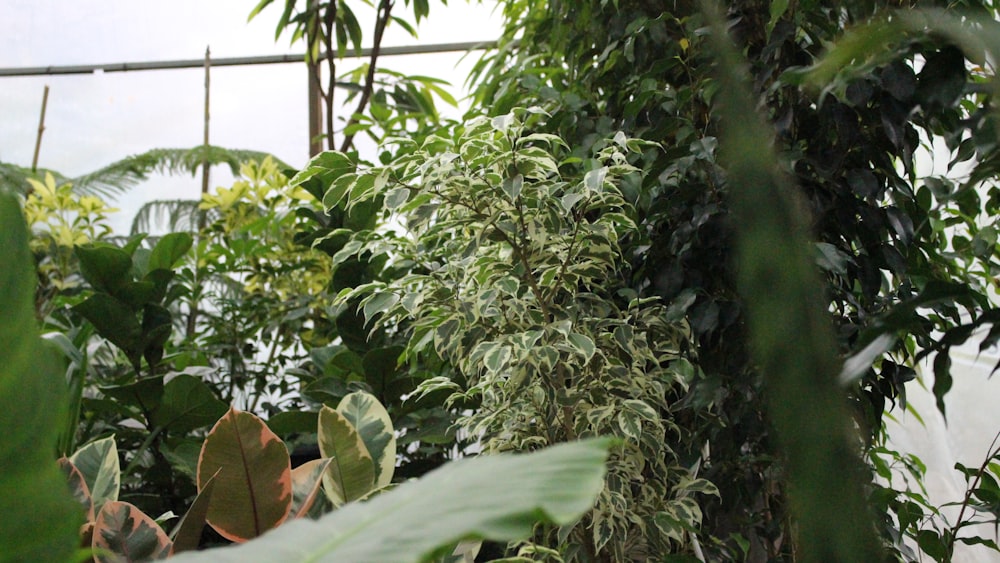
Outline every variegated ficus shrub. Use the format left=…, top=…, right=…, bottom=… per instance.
left=298, top=109, right=717, bottom=559
left=58, top=391, right=396, bottom=561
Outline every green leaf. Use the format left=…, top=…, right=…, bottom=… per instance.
left=583, top=167, right=607, bottom=192
left=337, top=392, right=396, bottom=488
left=151, top=375, right=229, bottom=433
left=170, top=471, right=218, bottom=554
left=363, top=292, right=399, bottom=325
left=484, top=344, right=512, bottom=373
left=100, top=376, right=164, bottom=415
left=291, top=151, right=356, bottom=191
left=93, top=500, right=172, bottom=562
left=318, top=406, right=376, bottom=505
left=197, top=408, right=292, bottom=542
left=76, top=244, right=133, bottom=294
left=148, top=232, right=193, bottom=272
left=267, top=411, right=319, bottom=437
left=70, top=436, right=121, bottom=514
left=171, top=439, right=611, bottom=562
left=567, top=333, right=596, bottom=363
left=502, top=174, right=523, bottom=200
left=385, top=186, right=410, bottom=210
left=74, top=294, right=142, bottom=359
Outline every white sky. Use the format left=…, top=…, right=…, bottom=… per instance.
left=1, top=1, right=503, bottom=231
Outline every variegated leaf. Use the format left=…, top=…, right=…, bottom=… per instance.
left=318, top=406, right=376, bottom=505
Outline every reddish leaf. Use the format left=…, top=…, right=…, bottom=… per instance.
left=58, top=457, right=95, bottom=523
left=92, top=500, right=172, bottom=562
left=290, top=459, right=333, bottom=519
left=197, top=408, right=291, bottom=542
left=169, top=470, right=218, bottom=554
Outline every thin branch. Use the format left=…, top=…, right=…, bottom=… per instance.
left=339, top=0, right=394, bottom=152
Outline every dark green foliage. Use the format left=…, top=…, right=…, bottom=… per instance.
left=468, top=0, right=1000, bottom=558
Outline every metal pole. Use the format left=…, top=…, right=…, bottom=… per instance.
left=0, top=41, right=497, bottom=77
left=31, top=85, right=50, bottom=172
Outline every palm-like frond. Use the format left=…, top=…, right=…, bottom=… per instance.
left=130, top=199, right=217, bottom=235
left=1, top=146, right=288, bottom=199
left=72, top=146, right=290, bottom=198
left=0, top=161, right=71, bottom=194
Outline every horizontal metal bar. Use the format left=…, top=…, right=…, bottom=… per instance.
left=0, top=40, right=496, bottom=77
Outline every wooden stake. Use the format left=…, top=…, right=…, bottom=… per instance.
left=201, top=46, right=211, bottom=197
left=31, top=85, right=50, bottom=172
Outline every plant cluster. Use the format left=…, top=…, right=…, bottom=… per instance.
left=8, top=1, right=1000, bottom=561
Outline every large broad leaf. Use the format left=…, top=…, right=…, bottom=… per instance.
left=75, top=244, right=133, bottom=295
left=318, top=406, right=376, bottom=505
left=172, top=439, right=611, bottom=562
left=151, top=374, right=228, bottom=433
left=337, top=391, right=396, bottom=487
left=147, top=232, right=193, bottom=272
left=197, top=408, right=292, bottom=542
left=70, top=435, right=121, bottom=514
left=0, top=191, right=82, bottom=562
left=73, top=293, right=142, bottom=359
left=92, top=500, right=172, bottom=562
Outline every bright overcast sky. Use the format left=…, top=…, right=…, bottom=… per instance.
left=1, top=1, right=502, bottom=231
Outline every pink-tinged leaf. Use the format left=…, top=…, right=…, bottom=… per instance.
left=169, top=470, right=219, bottom=554
left=197, top=408, right=291, bottom=542
left=318, top=406, right=375, bottom=505
left=290, top=459, right=333, bottom=519
left=92, top=500, right=172, bottom=562
left=58, top=457, right=95, bottom=523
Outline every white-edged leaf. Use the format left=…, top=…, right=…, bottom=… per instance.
left=363, top=292, right=399, bottom=325
left=484, top=345, right=512, bottom=373
left=584, top=167, right=608, bottom=192
left=567, top=333, right=596, bottom=363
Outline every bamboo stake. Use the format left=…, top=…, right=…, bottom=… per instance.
left=201, top=46, right=211, bottom=197
left=31, top=85, right=50, bottom=172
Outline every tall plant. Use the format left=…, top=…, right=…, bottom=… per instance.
left=306, top=111, right=717, bottom=559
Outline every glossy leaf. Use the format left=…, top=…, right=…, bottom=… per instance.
left=336, top=392, right=396, bottom=487
left=73, top=294, right=142, bottom=358
left=151, top=375, right=228, bottom=433
left=290, top=458, right=333, bottom=518
left=93, top=500, right=172, bottom=562
left=147, top=232, right=193, bottom=272
left=172, top=439, right=611, bottom=562
left=75, top=244, right=133, bottom=295
left=70, top=436, right=121, bottom=514
left=58, top=457, right=95, bottom=523
left=318, top=406, right=376, bottom=505
left=197, top=408, right=292, bottom=542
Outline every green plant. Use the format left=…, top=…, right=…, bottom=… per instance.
left=249, top=0, right=458, bottom=152
left=465, top=0, right=1000, bottom=558
left=53, top=388, right=611, bottom=561
left=0, top=188, right=82, bottom=562
left=312, top=111, right=715, bottom=559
